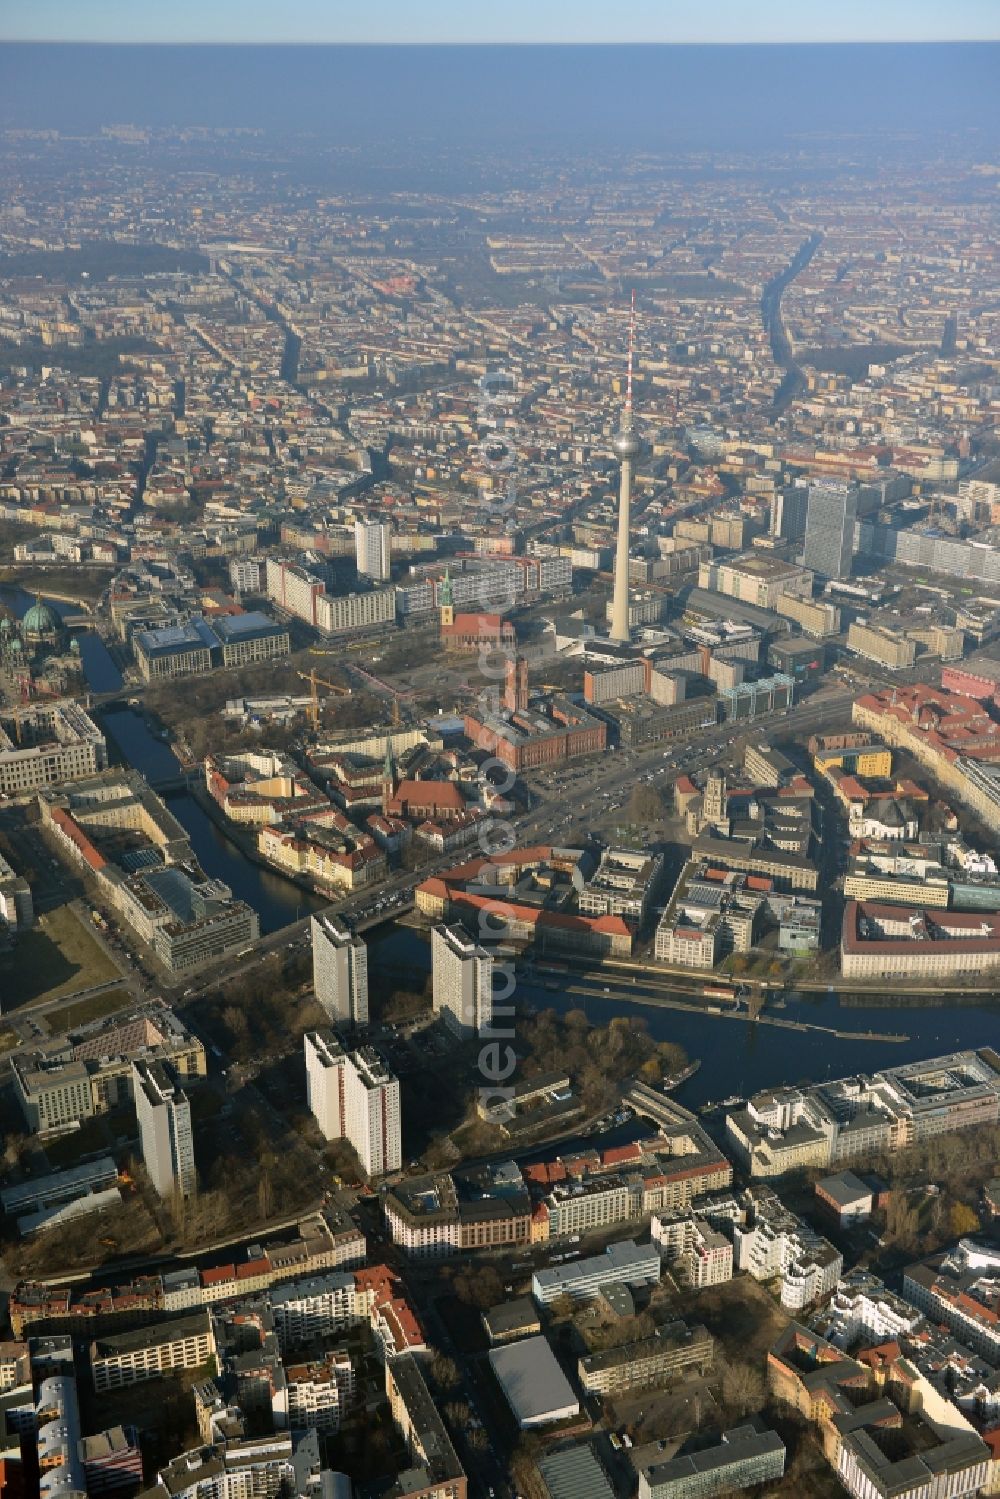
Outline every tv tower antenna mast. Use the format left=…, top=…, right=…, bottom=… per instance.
left=625, top=287, right=635, bottom=414
left=609, top=290, right=643, bottom=645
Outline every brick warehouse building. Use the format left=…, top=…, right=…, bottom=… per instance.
left=463, top=696, right=606, bottom=770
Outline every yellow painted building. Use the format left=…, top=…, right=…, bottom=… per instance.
left=814, top=746, right=892, bottom=779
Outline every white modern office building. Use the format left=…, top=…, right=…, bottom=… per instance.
left=532, top=1240, right=661, bottom=1307
left=312, top=913, right=369, bottom=1027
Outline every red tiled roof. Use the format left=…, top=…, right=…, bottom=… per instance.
left=236, top=1257, right=270, bottom=1280
left=450, top=889, right=631, bottom=938
left=982, top=1427, right=1000, bottom=1459
left=50, top=807, right=106, bottom=871
left=442, top=612, right=513, bottom=632
left=391, top=778, right=465, bottom=812
left=200, top=1264, right=236, bottom=1287
left=601, top=1143, right=642, bottom=1167
left=843, top=899, right=1000, bottom=956
left=857, top=1340, right=903, bottom=1369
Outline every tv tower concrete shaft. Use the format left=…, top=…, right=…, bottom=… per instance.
left=610, top=291, right=641, bottom=645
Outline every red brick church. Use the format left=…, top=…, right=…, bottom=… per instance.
left=437, top=568, right=516, bottom=652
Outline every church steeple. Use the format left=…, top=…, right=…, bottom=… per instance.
left=382, top=740, right=397, bottom=815
left=439, top=567, right=455, bottom=630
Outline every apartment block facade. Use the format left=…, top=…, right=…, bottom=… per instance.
left=133, top=1059, right=197, bottom=1200
left=304, top=1030, right=402, bottom=1177
left=90, top=1313, right=215, bottom=1394
left=431, top=923, right=493, bottom=1037
left=311, top=913, right=369, bottom=1027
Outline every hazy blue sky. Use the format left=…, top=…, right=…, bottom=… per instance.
left=4, top=0, right=999, bottom=44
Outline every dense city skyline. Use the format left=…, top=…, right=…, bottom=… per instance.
left=1, top=18, right=1000, bottom=1499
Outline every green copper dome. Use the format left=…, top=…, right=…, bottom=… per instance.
left=22, top=597, right=59, bottom=635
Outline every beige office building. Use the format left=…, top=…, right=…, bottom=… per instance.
left=698, top=555, right=813, bottom=611
left=0, top=702, right=107, bottom=796
left=846, top=621, right=916, bottom=670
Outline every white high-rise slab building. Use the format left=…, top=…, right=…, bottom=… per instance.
left=355, top=520, right=391, bottom=582
left=305, top=1030, right=401, bottom=1178
left=312, top=913, right=368, bottom=1027
left=431, top=923, right=493, bottom=1038
left=133, top=1058, right=196, bottom=1199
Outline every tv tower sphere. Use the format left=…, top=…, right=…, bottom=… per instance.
left=612, top=427, right=643, bottom=460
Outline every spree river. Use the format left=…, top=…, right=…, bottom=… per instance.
left=365, top=927, right=1000, bottom=1113
left=99, top=707, right=328, bottom=935
left=7, top=584, right=998, bottom=1107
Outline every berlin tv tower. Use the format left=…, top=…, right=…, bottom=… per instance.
left=609, top=290, right=642, bottom=645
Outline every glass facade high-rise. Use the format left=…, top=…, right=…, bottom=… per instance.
left=802, top=481, right=857, bottom=580
left=770, top=486, right=809, bottom=542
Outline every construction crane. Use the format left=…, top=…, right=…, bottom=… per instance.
left=296, top=669, right=351, bottom=729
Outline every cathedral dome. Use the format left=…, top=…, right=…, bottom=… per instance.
left=22, top=598, right=60, bottom=636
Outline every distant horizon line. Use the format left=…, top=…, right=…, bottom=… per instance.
left=1, top=37, right=997, bottom=47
